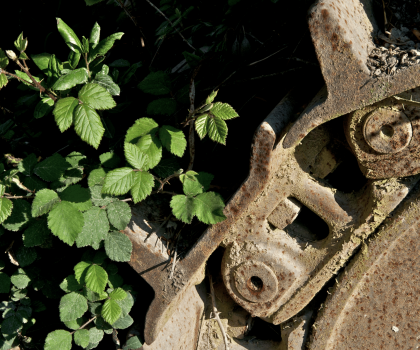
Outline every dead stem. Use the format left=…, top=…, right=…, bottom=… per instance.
left=209, top=274, right=229, bottom=350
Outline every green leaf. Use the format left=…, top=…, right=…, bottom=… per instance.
left=15, top=246, right=37, bottom=267
left=3, top=199, right=31, bottom=231
left=112, top=314, right=133, bottom=329
left=74, top=261, right=91, bottom=283
left=159, top=125, right=187, bottom=157
left=182, top=51, right=201, bottom=68
left=101, top=299, right=121, bottom=325
left=47, top=54, right=61, bottom=86
left=131, top=171, right=154, bottom=204
left=60, top=275, right=83, bottom=293
left=48, top=201, right=84, bottom=245
left=0, top=273, right=10, bottom=293
left=106, top=201, right=131, bottom=230
left=193, top=192, right=226, bottom=224
left=18, top=154, right=37, bottom=176
left=88, top=327, right=104, bottom=344
left=76, top=207, right=109, bottom=249
left=206, top=90, right=218, bottom=104
left=0, top=73, right=8, bottom=90
left=74, top=103, right=105, bottom=149
left=124, top=336, right=143, bottom=349
left=82, top=36, right=90, bottom=54
left=74, top=329, right=90, bottom=348
left=53, top=97, right=78, bottom=132
left=115, top=287, right=134, bottom=317
left=104, top=231, right=132, bottom=262
left=88, top=168, right=107, bottom=187
left=208, top=115, right=228, bottom=144
left=0, top=198, right=13, bottom=224
left=136, top=135, right=162, bottom=170
left=23, top=218, right=50, bottom=247
left=64, top=317, right=87, bottom=331
left=30, top=53, right=51, bottom=74
left=11, top=269, right=31, bottom=289
left=99, top=152, right=120, bottom=168
left=154, top=158, right=180, bottom=178
left=83, top=287, right=107, bottom=302
left=56, top=18, right=82, bottom=53
left=85, top=265, right=108, bottom=294
left=59, top=292, right=88, bottom=322
left=119, top=62, right=142, bottom=86
left=32, top=189, right=60, bottom=217
left=90, top=185, right=116, bottom=207
left=109, top=59, right=130, bottom=68
left=59, top=185, right=92, bottom=212
left=68, top=50, right=81, bottom=69
left=66, top=152, right=86, bottom=169
left=183, top=172, right=214, bottom=196
left=109, top=287, right=126, bottom=301
left=52, top=68, right=88, bottom=90
left=1, top=313, right=22, bottom=340
left=78, top=83, right=116, bottom=110
left=170, top=195, right=195, bottom=224
left=92, top=74, right=120, bottom=96
left=44, top=330, right=72, bottom=350
left=89, top=33, right=124, bottom=62
left=147, top=98, right=176, bottom=116
left=210, top=102, right=238, bottom=120
left=124, top=143, right=148, bottom=169
left=89, top=22, right=101, bottom=50
left=125, top=118, right=159, bottom=144
left=138, top=71, right=171, bottom=95
left=195, top=114, right=209, bottom=139
left=0, top=49, right=9, bottom=69
left=14, top=32, right=28, bottom=52
left=102, top=168, right=135, bottom=195
left=34, top=98, right=54, bottom=119
left=34, top=153, right=70, bottom=182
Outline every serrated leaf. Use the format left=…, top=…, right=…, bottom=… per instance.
left=88, top=168, right=107, bottom=187
left=206, top=90, right=218, bottom=104
left=88, top=327, right=104, bottom=343
left=74, top=261, right=90, bottom=284
left=0, top=49, right=9, bottom=69
left=92, top=74, right=120, bottom=96
left=57, top=18, right=82, bottom=53
left=31, top=53, right=51, bottom=74
left=18, top=153, right=37, bottom=176
left=47, top=54, right=62, bottom=86
left=60, top=275, right=83, bottom=293
left=78, top=83, right=116, bottom=110
left=125, top=118, right=159, bottom=144
left=66, top=152, right=86, bottom=169
left=124, top=336, right=143, bottom=349
left=207, top=115, right=228, bottom=144
left=195, top=114, right=210, bottom=139
left=0, top=73, right=8, bottom=90
left=14, top=70, right=41, bottom=87
left=53, top=97, right=78, bottom=132
left=170, top=195, right=195, bottom=224
left=90, top=185, right=116, bottom=207
left=11, top=269, right=30, bottom=289
left=104, top=231, right=132, bottom=262
left=89, top=22, right=101, bottom=49
left=32, top=189, right=60, bottom=217
left=34, top=153, right=70, bottom=182
left=99, top=152, right=120, bottom=169
left=109, top=287, right=127, bottom=301
left=74, top=107, right=104, bottom=150
left=106, top=201, right=131, bottom=230
left=74, top=329, right=90, bottom=348
left=1, top=313, right=22, bottom=340
left=124, top=143, right=148, bottom=169
left=59, top=185, right=92, bottom=212
left=34, top=97, right=54, bottom=119
left=48, top=201, right=84, bottom=245
left=0, top=273, right=10, bottom=293
left=159, top=125, right=187, bottom=157
left=210, top=102, right=238, bottom=120
left=15, top=246, right=36, bottom=267
left=112, top=314, right=133, bottom=329
left=193, top=192, right=226, bottom=224
left=130, top=171, right=154, bottom=204
left=138, top=71, right=171, bottom=95
left=76, top=207, right=109, bottom=249
left=183, top=172, right=214, bottom=196
left=23, top=218, right=50, bottom=247
left=89, top=33, right=124, bottom=62
left=0, top=197, right=13, bottom=224
left=146, top=98, right=176, bottom=116
left=52, top=68, right=88, bottom=90
left=101, top=299, right=121, bottom=325
left=59, top=292, right=88, bottom=322
left=64, top=316, right=87, bottom=330
left=116, top=287, right=134, bottom=317
left=83, top=287, right=107, bottom=302
left=136, top=135, right=162, bottom=170
left=102, top=168, right=135, bottom=195
left=3, top=199, right=31, bottom=231
left=44, top=330, right=72, bottom=350
left=14, top=32, right=27, bottom=52
left=85, top=265, right=108, bottom=294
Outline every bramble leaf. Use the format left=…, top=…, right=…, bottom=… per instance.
left=34, top=97, right=54, bottom=119
left=146, top=98, right=176, bottom=116
left=101, top=299, right=121, bottom=325
left=109, top=288, right=127, bottom=301
left=44, top=330, right=72, bottom=350
left=183, top=172, right=214, bottom=196
left=88, top=327, right=104, bottom=343
left=3, top=199, right=31, bottom=231
left=74, top=329, right=90, bottom=348
left=0, top=198, right=13, bottom=224
left=78, top=83, right=116, bottom=110
left=53, top=97, right=78, bottom=132
left=32, top=189, right=60, bottom=217
left=89, top=22, right=101, bottom=50
left=208, top=115, right=228, bottom=144
left=124, top=143, right=148, bottom=170
left=195, top=114, right=209, bottom=139
left=138, top=71, right=171, bottom=95
left=0, top=73, right=8, bottom=90
left=88, top=168, right=107, bottom=187
left=59, top=185, right=92, bottom=212
left=18, top=154, right=37, bottom=176
left=135, top=135, right=162, bottom=170
left=99, top=152, right=120, bottom=168
left=15, top=246, right=37, bottom=267
left=23, top=218, right=50, bottom=247
left=0, top=49, right=9, bottom=69
left=109, top=59, right=130, bottom=68
left=106, top=201, right=131, bottom=230
left=112, top=314, right=133, bottom=329
left=210, top=102, right=239, bottom=120
left=57, top=18, right=82, bottom=53
left=60, top=275, right=83, bottom=293
left=102, top=168, right=135, bottom=195
left=125, top=118, right=159, bottom=144
left=59, top=292, right=88, bottom=322
left=104, top=231, right=132, bottom=262
left=52, top=68, right=89, bottom=90
left=159, top=125, right=187, bottom=157
left=92, top=74, right=120, bottom=96
left=130, top=171, right=154, bottom=203
left=170, top=195, right=195, bottom=224
left=90, top=185, right=116, bottom=207
left=85, top=265, right=108, bottom=294
left=205, top=90, right=218, bottom=104
left=11, top=269, right=30, bottom=289
left=74, top=261, right=90, bottom=284
left=124, top=336, right=143, bottom=349
left=193, top=192, right=226, bottom=224
left=34, top=153, right=70, bottom=182
left=48, top=201, right=84, bottom=245
left=74, top=103, right=105, bottom=149
left=89, top=33, right=124, bottom=62
left=76, top=207, right=109, bottom=249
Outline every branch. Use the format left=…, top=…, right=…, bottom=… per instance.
left=115, top=0, right=146, bottom=47
left=142, top=0, right=196, bottom=51
left=70, top=316, right=97, bottom=334
left=209, top=274, right=229, bottom=350
left=150, top=190, right=178, bottom=196
left=187, top=66, right=201, bottom=171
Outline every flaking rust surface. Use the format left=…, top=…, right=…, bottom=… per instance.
left=309, top=182, right=420, bottom=349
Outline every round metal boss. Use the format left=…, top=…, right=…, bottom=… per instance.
left=234, top=261, right=278, bottom=303
left=363, top=109, right=412, bottom=154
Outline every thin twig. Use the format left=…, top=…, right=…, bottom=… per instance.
left=169, top=245, right=177, bottom=279
left=143, top=0, right=196, bottom=51
left=150, top=36, right=165, bottom=67
left=247, top=46, right=286, bottom=66
left=4, top=195, right=34, bottom=199
left=150, top=190, right=178, bottom=196
left=115, top=0, right=146, bottom=47
left=70, top=316, right=97, bottom=334
left=144, top=215, right=171, bottom=242
left=209, top=274, right=229, bottom=350
left=120, top=198, right=133, bottom=202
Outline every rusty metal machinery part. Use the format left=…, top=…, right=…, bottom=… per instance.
left=345, top=86, right=420, bottom=179
left=283, top=0, right=420, bottom=149
left=309, top=181, right=420, bottom=349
